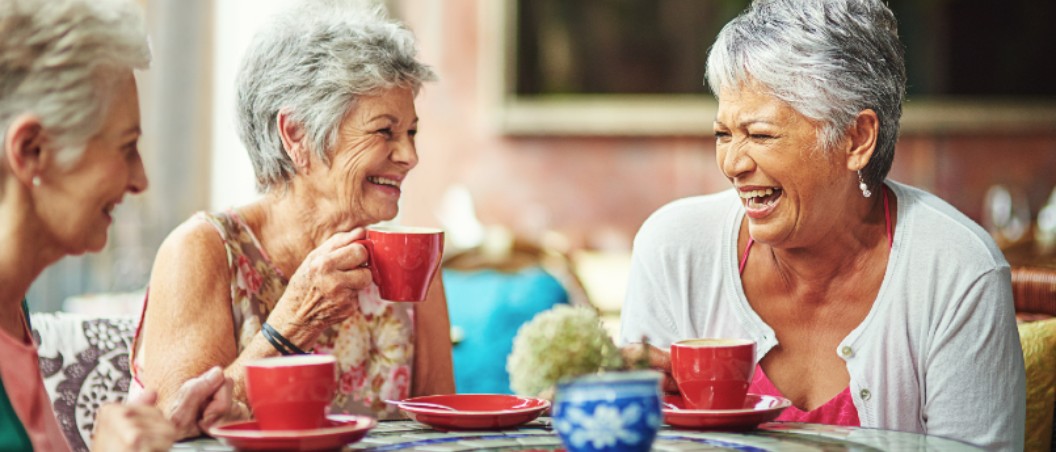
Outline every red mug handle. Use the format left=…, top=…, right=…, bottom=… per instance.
left=352, top=239, right=380, bottom=285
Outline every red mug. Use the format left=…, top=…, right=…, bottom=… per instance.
left=355, top=226, right=444, bottom=302
left=245, top=355, right=337, bottom=430
left=670, top=338, right=755, bottom=410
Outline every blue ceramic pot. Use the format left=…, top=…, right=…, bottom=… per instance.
left=552, top=371, right=662, bottom=452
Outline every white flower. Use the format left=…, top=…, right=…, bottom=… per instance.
left=559, top=403, right=645, bottom=449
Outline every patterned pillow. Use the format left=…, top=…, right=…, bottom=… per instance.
left=31, top=313, right=136, bottom=452
left=1018, top=318, right=1056, bottom=452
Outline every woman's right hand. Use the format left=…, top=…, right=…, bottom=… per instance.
left=274, top=228, right=374, bottom=335
left=621, top=343, right=679, bottom=394
left=91, top=390, right=176, bottom=452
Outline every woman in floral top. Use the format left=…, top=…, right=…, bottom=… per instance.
left=130, top=2, right=453, bottom=436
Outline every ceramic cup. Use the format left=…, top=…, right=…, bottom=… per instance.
left=245, top=354, right=337, bottom=430
left=670, top=338, right=755, bottom=410
left=553, top=371, right=663, bottom=452
left=354, top=226, right=444, bottom=302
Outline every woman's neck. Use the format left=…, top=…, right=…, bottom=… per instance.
left=239, top=187, right=369, bottom=278
left=0, top=182, right=64, bottom=339
left=745, top=186, right=894, bottom=289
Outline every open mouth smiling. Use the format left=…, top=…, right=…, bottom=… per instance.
left=367, top=176, right=402, bottom=189
left=739, top=187, right=783, bottom=209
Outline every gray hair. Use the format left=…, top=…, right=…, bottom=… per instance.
left=236, top=1, right=437, bottom=191
left=0, top=0, right=150, bottom=163
left=705, top=0, right=906, bottom=189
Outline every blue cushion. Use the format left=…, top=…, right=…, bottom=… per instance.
left=443, top=267, right=569, bottom=394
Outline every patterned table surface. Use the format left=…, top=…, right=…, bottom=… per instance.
left=174, top=418, right=982, bottom=451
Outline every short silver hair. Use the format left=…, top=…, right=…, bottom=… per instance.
left=235, top=1, right=437, bottom=191
left=706, top=0, right=906, bottom=188
left=0, top=0, right=150, bottom=162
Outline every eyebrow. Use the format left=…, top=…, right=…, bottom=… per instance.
left=367, top=114, right=420, bottom=125
left=714, top=118, right=777, bottom=128
left=121, top=126, right=142, bottom=138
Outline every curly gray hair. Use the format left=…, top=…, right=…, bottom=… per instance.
left=705, top=0, right=906, bottom=189
left=235, top=1, right=437, bottom=191
left=0, top=0, right=150, bottom=162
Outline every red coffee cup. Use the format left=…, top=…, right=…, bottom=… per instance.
left=670, top=338, right=755, bottom=410
left=245, top=355, right=337, bottom=430
left=355, top=226, right=444, bottom=302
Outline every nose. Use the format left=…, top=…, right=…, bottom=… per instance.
left=391, top=134, right=419, bottom=170
left=719, top=140, right=754, bottom=180
left=127, top=154, right=149, bottom=194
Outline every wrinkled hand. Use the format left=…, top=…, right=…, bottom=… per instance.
left=91, top=390, right=175, bottom=452
left=167, top=366, right=234, bottom=439
left=621, top=343, right=678, bottom=394
left=279, top=228, right=373, bottom=330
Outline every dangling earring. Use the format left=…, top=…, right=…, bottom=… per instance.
left=32, top=176, right=41, bottom=187
left=857, top=170, right=871, bottom=198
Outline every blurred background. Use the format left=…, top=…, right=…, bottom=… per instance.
left=28, top=0, right=1056, bottom=339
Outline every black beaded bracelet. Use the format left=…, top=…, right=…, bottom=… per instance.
left=261, top=322, right=307, bottom=355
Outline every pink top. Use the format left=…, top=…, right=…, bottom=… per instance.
left=0, top=313, right=70, bottom=451
left=736, top=187, right=892, bottom=427
left=749, top=365, right=860, bottom=426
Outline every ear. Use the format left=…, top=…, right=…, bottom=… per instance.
left=276, top=109, right=310, bottom=174
left=3, top=114, right=47, bottom=186
left=845, top=109, right=879, bottom=172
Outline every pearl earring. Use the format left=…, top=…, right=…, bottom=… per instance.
left=857, top=170, right=871, bottom=198
left=32, top=176, right=41, bottom=187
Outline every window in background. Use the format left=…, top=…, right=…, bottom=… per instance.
left=490, top=0, right=1056, bottom=136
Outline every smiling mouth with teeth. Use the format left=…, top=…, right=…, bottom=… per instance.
left=367, top=176, right=401, bottom=189
left=739, top=187, right=783, bottom=208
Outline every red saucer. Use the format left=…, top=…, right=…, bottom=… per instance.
left=393, top=394, right=550, bottom=430
left=208, top=414, right=376, bottom=451
left=662, top=394, right=791, bottom=430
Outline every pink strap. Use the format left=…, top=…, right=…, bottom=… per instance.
left=739, top=237, right=755, bottom=275
left=739, top=185, right=892, bottom=275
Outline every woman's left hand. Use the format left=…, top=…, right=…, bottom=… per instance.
left=92, top=390, right=175, bottom=452
left=620, top=343, right=679, bottom=394
left=165, top=366, right=235, bottom=438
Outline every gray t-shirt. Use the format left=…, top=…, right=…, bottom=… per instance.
left=620, top=181, right=1025, bottom=451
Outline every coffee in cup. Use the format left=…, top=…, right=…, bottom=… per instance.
left=245, top=354, right=337, bottom=430
left=670, top=338, right=755, bottom=410
left=355, top=226, right=444, bottom=302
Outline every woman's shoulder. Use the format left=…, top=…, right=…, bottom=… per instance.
left=892, top=181, right=1008, bottom=272
left=637, top=190, right=739, bottom=241
left=154, top=212, right=231, bottom=270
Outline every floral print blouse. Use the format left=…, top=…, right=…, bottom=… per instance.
left=132, top=211, right=415, bottom=419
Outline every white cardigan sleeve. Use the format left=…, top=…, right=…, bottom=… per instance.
left=922, top=266, right=1025, bottom=451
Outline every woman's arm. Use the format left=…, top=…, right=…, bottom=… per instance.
left=411, top=265, right=454, bottom=395
left=138, top=220, right=244, bottom=422
left=139, top=220, right=373, bottom=438
left=923, top=267, right=1025, bottom=451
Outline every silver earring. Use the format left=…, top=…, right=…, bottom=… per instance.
left=857, top=170, right=871, bottom=198
left=32, top=176, right=41, bottom=187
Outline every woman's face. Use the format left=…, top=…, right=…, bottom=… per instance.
left=40, top=73, right=148, bottom=254
left=318, top=86, right=419, bottom=227
left=714, top=85, right=852, bottom=248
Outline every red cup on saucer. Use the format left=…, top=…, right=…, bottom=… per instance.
left=670, top=338, right=755, bottom=410
left=355, top=226, right=444, bottom=302
left=245, top=355, right=337, bottom=430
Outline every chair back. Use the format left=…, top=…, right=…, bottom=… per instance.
left=32, top=313, right=136, bottom=452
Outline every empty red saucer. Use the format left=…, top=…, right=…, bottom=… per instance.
left=392, top=394, right=550, bottom=430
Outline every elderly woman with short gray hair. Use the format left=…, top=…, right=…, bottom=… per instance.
left=131, top=2, right=453, bottom=434
left=2, top=0, right=233, bottom=449
left=620, top=0, right=1024, bottom=449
